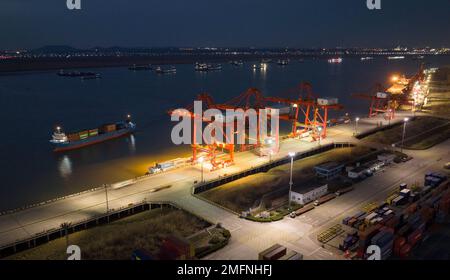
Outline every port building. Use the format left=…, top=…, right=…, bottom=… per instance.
left=314, top=161, right=344, bottom=179
left=290, top=181, right=328, bottom=205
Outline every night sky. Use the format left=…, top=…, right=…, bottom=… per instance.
left=1, top=0, right=449, bottom=49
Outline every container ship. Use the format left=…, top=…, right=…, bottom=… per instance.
left=50, top=116, right=136, bottom=152
left=128, top=64, right=152, bottom=71
left=328, top=57, right=343, bottom=64
left=57, top=70, right=99, bottom=77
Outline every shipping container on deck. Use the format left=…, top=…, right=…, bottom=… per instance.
left=67, top=133, right=80, bottom=141
left=88, top=129, right=99, bottom=136
left=78, top=130, right=89, bottom=139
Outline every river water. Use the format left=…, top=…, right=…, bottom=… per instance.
left=1, top=56, right=449, bottom=211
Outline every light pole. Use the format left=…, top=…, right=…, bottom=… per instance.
left=104, top=184, right=109, bottom=214
left=288, top=152, right=295, bottom=209
left=354, top=117, right=360, bottom=136
left=401, top=118, right=409, bottom=153
left=317, top=127, right=323, bottom=146
left=198, top=157, right=204, bottom=183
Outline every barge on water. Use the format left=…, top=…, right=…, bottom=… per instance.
left=50, top=115, right=136, bottom=152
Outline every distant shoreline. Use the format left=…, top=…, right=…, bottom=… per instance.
left=0, top=54, right=296, bottom=73
left=1, top=54, right=447, bottom=74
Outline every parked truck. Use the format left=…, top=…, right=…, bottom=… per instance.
left=290, top=204, right=315, bottom=218
left=335, top=186, right=354, bottom=196
left=148, top=158, right=186, bottom=174
left=314, top=193, right=337, bottom=206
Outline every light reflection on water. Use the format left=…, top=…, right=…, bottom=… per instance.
left=129, top=134, right=136, bottom=153
left=58, top=155, right=72, bottom=179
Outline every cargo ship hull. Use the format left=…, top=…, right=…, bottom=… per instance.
left=50, top=120, right=136, bottom=152
left=53, top=128, right=134, bottom=152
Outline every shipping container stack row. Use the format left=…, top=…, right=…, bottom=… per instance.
left=258, top=244, right=303, bottom=260
left=340, top=172, right=449, bottom=259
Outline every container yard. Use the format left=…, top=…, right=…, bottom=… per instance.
left=333, top=172, right=450, bottom=259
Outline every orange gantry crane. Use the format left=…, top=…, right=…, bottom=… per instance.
left=353, top=83, right=396, bottom=120
left=265, top=82, right=343, bottom=140
left=169, top=93, right=234, bottom=170
left=169, top=88, right=276, bottom=170
left=170, top=82, right=343, bottom=169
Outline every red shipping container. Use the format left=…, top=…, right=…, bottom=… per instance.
left=394, top=237, right=406, bottom=256
left=406, top=203, right=418, bottom=214
left=407, top=229, right=422, bottom=247
left=399, top=243, right=412, bottom=258
left=380, top=226, right=394, bottom=234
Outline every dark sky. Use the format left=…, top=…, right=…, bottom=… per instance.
left=1, top=0, right=449, bottom=49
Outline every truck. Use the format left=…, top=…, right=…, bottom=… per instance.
left=290, top=204, right=315, bottom=218
left=335, top=186, right=354, bottom=196
left=148, top=158, right=186, bottom=174
left=314, top=193, right=336, bottom=206
left=364, top=212, right=378, bottom=223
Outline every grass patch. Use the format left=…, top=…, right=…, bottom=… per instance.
left=190, top=225, right=231, bottom=258
left=6, top=208, right=210, bottom=260
left=364, top=117, right=449, bottom=149
left=199, top=147, right=371, bottom=213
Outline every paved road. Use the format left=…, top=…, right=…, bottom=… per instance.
left=2, top=110, right=446, bottom=260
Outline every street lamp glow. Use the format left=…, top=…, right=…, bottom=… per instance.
left=355, top=117, right=360, bottom=122
left=198, top=157, right=205, bottom=183
left=288, top=152, right=295, bottom=209
left=401, top=118, right=409, bottom=153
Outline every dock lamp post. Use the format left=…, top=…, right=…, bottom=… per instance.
left=103, top=184, right=109, bottom=214
left=198, top=157, right=204, bottom=183
left=317, top=127, right=323, bottom=146
left=354, top=117, right=360, bottom=136
left=401, top=118, right=409, bottom=153
left=288, top=152, right=296, bottom=209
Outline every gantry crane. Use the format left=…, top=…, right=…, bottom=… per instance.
left=265, top=82, right=343, bottom=141
left=169, top=94, right=234, bottom=170
left=353, top=83, right=397, bottom=120
left=168, top=88, right=277, bottom=170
